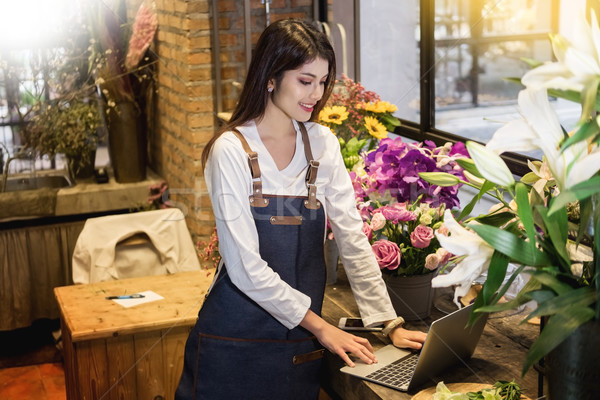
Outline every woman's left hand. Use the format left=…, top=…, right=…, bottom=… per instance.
left=388, top=326, right=427, bottom=349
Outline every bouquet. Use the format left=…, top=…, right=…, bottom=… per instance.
left=318, top=75, right=401, bottom=169
left=353, top=137, right=470, bottom=276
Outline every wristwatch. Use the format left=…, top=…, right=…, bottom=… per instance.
left=381, top=316, right=405, bottom=337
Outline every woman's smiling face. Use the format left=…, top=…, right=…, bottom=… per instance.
left=269, top=57, right=330, bottom=122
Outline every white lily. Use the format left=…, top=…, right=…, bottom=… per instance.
left=431, top=210, right=494, bottom=307
left=466, top=141, right=515, bottom=188
left=486, top=88, right=600, bottom=191
left=521, top=10, right=600, bottom=118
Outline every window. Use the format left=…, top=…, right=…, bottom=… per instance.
left=322, top=0, right=586, bottom=176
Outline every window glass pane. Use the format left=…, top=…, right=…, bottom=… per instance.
left=328, top=0, right=421, bottom=124
left=433, top=0, right=582, bottom=157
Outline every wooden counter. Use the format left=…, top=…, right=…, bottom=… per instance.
left=54, top=270, right=215, bottom=400
left=320, top=268, right=542, bottom=399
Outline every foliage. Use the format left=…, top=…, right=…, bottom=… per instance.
left=318, top=75, right=401, bottom=169
left=350, top=138, right=469, bottom=276
left=433, top=380, right=522, bottom=400
left=27, top=98, right=99, bottom=174
left=421, top=9, right=600, bottom=376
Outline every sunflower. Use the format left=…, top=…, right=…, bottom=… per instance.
left=319, top=106, right=349, bottom=125
left=364, top=116, right=388, bottom=139
left=362, top=101, right=398, bottom=114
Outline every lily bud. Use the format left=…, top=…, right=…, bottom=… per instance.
left=466, top=141, right=515, bottom=188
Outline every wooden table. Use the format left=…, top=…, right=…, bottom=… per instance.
left=54, top=270, right=215, bottom=400
left=320, top=268, right=542, bottom=399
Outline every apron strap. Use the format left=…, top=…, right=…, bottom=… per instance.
left=231, top=129, right=269, bottom=208
left=231, top=123, right=320, bottom=209
left=298, top=123, right=321, bottom=210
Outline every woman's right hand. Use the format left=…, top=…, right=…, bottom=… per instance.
left=300, top=309, right=377, bottom=367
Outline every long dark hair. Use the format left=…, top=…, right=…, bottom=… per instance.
left=202, top=19, right=337, bottom=168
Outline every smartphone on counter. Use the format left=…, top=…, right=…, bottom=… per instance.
left=338, top=317, right=384, bottom=332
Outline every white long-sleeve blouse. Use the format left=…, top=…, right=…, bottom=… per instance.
left=205, top=119, right=396, bottom=329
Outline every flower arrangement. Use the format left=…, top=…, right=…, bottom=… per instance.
left=131, top=180, right=173, bottom=211
left=421, top=9, right=600, bottom=377
left=197, top=227, right=221, bottom=269
left=318, top=75, right=401, bottom=169
left=352, top=137, right=470, bottom=276
left=90, top=1, right=158, bottom=108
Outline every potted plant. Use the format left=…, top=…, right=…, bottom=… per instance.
left=27, top=97, right=100, bottom=180
left=318, top=74, right=401, bottom=171
left=318, top=76, right=402, bottom=283
left=421, top=9, right=600, bottom=398
left=352, top=136, right=470, bottom=319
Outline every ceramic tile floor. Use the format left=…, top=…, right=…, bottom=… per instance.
left=0, top=362, right=66, bottom=400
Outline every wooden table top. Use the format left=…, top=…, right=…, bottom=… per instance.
left=54, top=269, right=215, bottom=342
left=320, top=268, right=541, bottom=399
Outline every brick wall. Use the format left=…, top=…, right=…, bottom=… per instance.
left=128, top=0, right=313, bottom=244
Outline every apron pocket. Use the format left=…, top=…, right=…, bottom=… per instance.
left=293, top=348, right=325, bottom=365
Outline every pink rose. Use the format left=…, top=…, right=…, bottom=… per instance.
left=410, top=225, right=434, bottom=248
left=362, top=221, right=373, bottom=240
left=380, top=204, right=416, bottom=223
left=425, top=253, right=440, bottom=270
left=370, top=212, right=386, bottom=231
left=372, top=239, right=401, bottom=270
left=436, top=248, right=451, bottom=266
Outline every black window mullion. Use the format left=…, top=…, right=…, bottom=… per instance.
left=419, top=0, right=435, bottom=136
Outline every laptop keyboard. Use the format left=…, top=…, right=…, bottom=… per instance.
left=365, top=353, right=419, bottom=390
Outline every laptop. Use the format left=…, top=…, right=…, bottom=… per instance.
left=340, top=304, right=488, bottom=392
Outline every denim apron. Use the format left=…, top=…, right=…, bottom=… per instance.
left=175, top=123, right=327, bottom=400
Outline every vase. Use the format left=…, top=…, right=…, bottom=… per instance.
left=382, top=271, right=437, bottom=321
left=66, top=148, right=96, bottom=181
left=324, top=237, right=339, bottom=285
left=545, top=320, right=600, bottom=399
left=107, top=101, right=147, bottom=183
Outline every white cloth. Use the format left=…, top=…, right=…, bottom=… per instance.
left=206, top=120, right=396, bottom=329
left=72, top=208, right=201, bottom=284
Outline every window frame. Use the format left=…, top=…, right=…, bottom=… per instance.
left=397, top=0, right=561, bottom=177
left=319, top=0, right=563, bottom=177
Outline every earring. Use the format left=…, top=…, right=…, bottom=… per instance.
left=267, top=87, right=273, bottom=93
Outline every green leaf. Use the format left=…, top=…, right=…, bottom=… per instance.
left=476, top=280, right=541, bottom=313
left=379, top=113, right=401, bottom=128
left=577, top=197, right=593, bottom=246
left=418, top=172, right=460, bottom=187
left=526, top=289, right=556, bottom=307
left=520, top=171, right=541, bottom=185
left=469, top=224, right=550, bottom=266
left=515, top=183, right=536, bottom=249
left=456, top=158, right=484, bottom=179
left=548, top=176, right=600, bottom=215
left=579, top=77, right=600, bottom=125
left=525, top=287, right=596, bottom=320
left=473, top=211, right=515, bottom=227
left=521, top=57, right=544, bottom=69
left=522, top=307, right=595, bottom=376
left=561, top=119, right=600, bottom=150
left=481, top=251, right=510, bottom=305
left=458, top=180, right=496, bottom=221
left=529, top=270, right=572, bottom=296
left=536, top=205, right=570, bottom=266
left=491, top=264, right=527, bottom=304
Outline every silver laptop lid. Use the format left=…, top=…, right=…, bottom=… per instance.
left=407, top=304, right=488, bottom=390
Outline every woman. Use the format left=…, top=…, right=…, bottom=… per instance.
left=175, top=19, right=427, bottom=399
